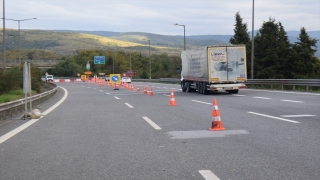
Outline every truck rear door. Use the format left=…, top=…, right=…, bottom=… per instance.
left=208, top=46, right=246, bottom=82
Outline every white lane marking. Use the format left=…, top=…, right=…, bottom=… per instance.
left=87, top=87, right=91, bottom=88
left=281, top=100, right=304, bottom=103
left=100, top=90, right=103, bottom=92
left=114, top=96, right=120, bottom=99
left=125, top=103, right=134, bottom=108
left=243, top=89, right=320, bottom=96
left=93, top=88, right=96, bottom=90
left=281, top=114, right=315, bottom=118
left=142, top=117, right=161, bottom=130
left=156, top=87, right=161, bottom=88
left=163, top=94, right=170, bottom=97
left=191, top=100, right=212, bottom=105
left=0, top=86, right=68, bottom=144
left=162, top=87, right=168, bottom=89
left=253, top=97, right=271, bottom=99
left=106, top=93, right=110, bottom=95
left=199, top=170, right=220, bottom=180
left=248, top=112, right=300, bottom=123
left=232, top=94, right=245, bottom=97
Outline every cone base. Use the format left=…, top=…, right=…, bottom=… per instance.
left=210, top=121, right=225, bottom=131
left=169, top=103, right=177, bottom=106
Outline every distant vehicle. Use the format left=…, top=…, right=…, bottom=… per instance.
left=45, top=75, right=54, bottom=82
left=180, top=45, right=247, bottom=94
left=105, top=75, right=110, bottom=81
left=121, top=77, right=131, bottom=83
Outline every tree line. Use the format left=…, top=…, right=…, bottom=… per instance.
left=230, top=12, right=320, bottom=79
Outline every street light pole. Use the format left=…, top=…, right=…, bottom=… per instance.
left=148, top=40, right=150, bottom=79
left=174, top=23, right=186, bottom=50
left=251, top=0, right=254, bottom=79
left=5, top=18, right=36, bottom=67
left=2, top=0, right=6, bottom=73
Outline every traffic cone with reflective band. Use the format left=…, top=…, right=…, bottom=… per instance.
left=137, top=85, right=140, bottom=92
left=169, top=89, right=177, bottom=106
left=210, top=98, right=225, bottom=131
left=143, top=85, right=147, bottom=94
left=149, top=86, right=154, bottom=96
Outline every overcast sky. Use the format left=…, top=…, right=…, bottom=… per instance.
left=2, top=0, right=320, bottom=35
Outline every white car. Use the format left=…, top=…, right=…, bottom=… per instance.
left=121, top=77, right=131, bottom=83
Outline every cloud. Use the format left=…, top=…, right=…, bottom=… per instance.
left=3, top=0, right=319, bottom=35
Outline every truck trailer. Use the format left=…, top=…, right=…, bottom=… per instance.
left=180, top=45, right=247, bottom=94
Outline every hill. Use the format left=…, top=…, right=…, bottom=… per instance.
left=1, top=29, right=319, bottom=58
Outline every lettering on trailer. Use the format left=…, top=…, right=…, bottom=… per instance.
left=189, top=55, right=201, bottom=71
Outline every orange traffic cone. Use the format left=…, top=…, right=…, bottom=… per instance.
left=131, top=83, right=135, bottom=90
left=143, top=85, right=147, bottom=94
left=149, top=86, right=154, bottom=96
left=169, top=89, right=177, bottom=106
left=137, top=85, right=140, bottom=92
left=210, top=98, right=225, bottom=131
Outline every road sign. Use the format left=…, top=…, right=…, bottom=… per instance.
left=110, top=74, right=121, bottom=83
left=94, top=56, right=105, bottom=64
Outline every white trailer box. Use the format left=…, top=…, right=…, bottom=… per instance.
left=181, top=45, right=247, bottom=94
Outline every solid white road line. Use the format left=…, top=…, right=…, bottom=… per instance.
left=125, top=103, right=134, bottom=108
left=281, top=100, right=304, bottom=103
left=281, top=114, right=315, bottom=118
left=253, top=97, right=271, bottom=100
left=199, top=170, right=220, bottom=180
left=243, top=89, right=320, bottom=96
left=232, top=94, right=245, bottom=97
left=191, top=100, right=212, bottom=105
left=0, top=86, right=68, bottom=144
left=142, top=116, right=161, bottom=130
left=114, top=96, right=120, bottom=99
left=248, top=112, right=300, bottom=123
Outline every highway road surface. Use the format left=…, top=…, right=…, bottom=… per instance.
left=0, top=81, right=319, bottom=180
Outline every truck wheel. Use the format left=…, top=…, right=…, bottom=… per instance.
left=186, top=82, right=192, bottom=93
left=203, top=83, right=208, bottom=95
left=227, top=90, right=239, bottom=94
left=181, top=82, right=187, bottom=92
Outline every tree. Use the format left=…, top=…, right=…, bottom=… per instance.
left=254, top=18, right=291, bottom=79
left=229, top=12, right=250, bottom=45
left=229, top=12, right=251, bottom=77
left=290, top=27, right=320, bottom=78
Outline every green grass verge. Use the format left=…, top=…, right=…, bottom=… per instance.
left=0, top=89, right=36, bottom=103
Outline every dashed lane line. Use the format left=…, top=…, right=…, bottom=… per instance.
left=199, top=170, right=220, bottom=180
left=125, top=103, right=134, bottom=108
left=281, top=114, right=315, bottom=118
left=281, top=100, right=304, bottom=103
left=142, top=116, right=161, bottom=130
left=191, top=100, right=212, bottom=105
left=253, top=96, right=271, bottom=100
left=114, top=96, right=120, bottom=99
left=248, top=112, right=300, bottom=123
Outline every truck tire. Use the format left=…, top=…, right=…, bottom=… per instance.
left=181, top=82, right=187, bottom=92
left=202, top=83, right=208, bottom=95
left=227, top=89, right=239, bottom=94
left=186, top=82, right=192, bottom=93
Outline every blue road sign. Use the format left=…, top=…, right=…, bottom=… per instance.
left=94, top=56, right=105, bottom=64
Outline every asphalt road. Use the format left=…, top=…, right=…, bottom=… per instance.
left=0, top=81, right=319, bottom=180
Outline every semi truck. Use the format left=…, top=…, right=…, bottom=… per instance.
left=180, top=45, right=247, bottom=94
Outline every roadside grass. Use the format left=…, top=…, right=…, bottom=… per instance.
left=0, top=89, right=36, bottom=103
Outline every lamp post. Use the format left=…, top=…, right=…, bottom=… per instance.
left=174, top=23, right=186, bottom=50
left=147, top=40, right=151, bottom=79
left=251, top=0, right=254, bottom=79
left=5, top=18, right=37, bottom=67
left=2, top=0, right=6, bottom=73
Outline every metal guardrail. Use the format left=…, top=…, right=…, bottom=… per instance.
left=0, top=84, right=58, bottom=120
left=133, top=78, right=320, bottom=90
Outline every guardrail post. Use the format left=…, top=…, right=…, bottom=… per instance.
left=281, top=85, right=284, bottom=90
left=271, top=85, right=273, bottom=89
left=306, top=86, right=309, bottom=91
left=293, top=85, right=295, bottom=90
